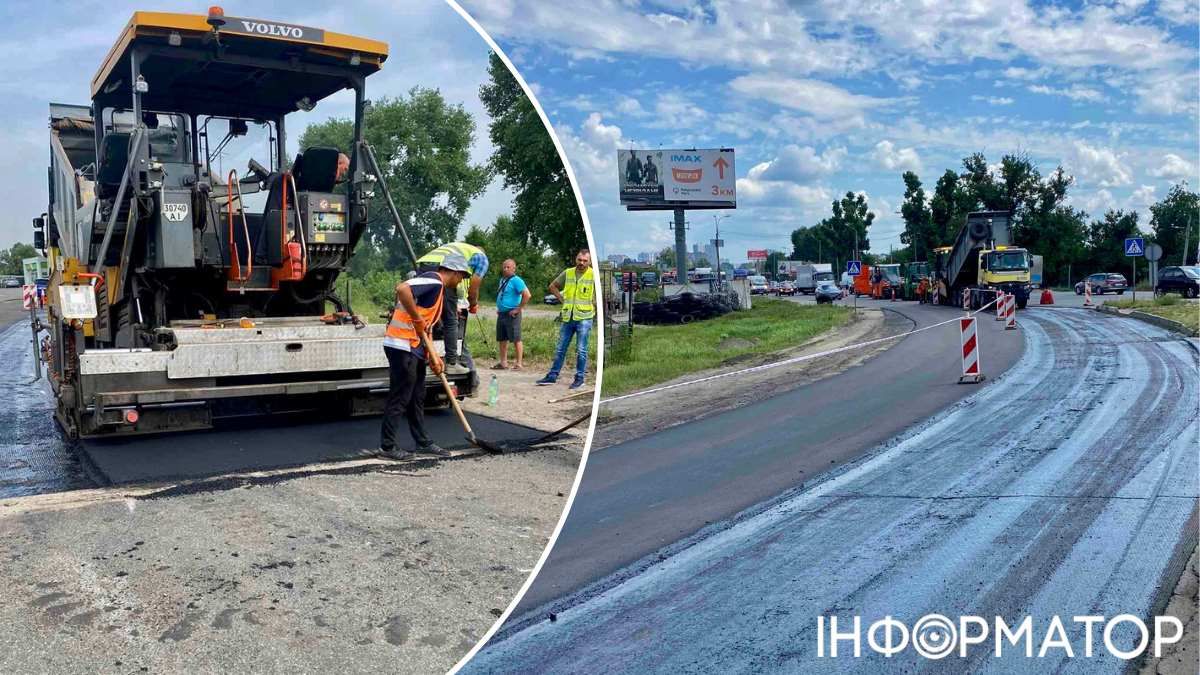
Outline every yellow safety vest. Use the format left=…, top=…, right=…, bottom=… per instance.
left=384, top=278, right=445, bottom=351
left=561, top=267, right=595, bottom=321
left=416, top=242, right=487, bottom=275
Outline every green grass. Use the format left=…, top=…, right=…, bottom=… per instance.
left=601, top=298, right=852, bottom=397
left=465, top=312, right=597, bottom=369
left=1107, top=296, right=1199, bottom=335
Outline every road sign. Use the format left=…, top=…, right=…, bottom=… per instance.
left=1124, top=237, right=1145, bottom=256
left=847, top=260, right=862, bottom=276
left=1144, top=242, right=1163, bottom=262
left=21, top=285, right=35, bottom=310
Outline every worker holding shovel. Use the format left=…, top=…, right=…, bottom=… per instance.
left=378, top=254, right=472, bottom=461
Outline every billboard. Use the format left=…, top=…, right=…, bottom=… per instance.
left=747, top=249, right=768, bottom=260
left=620, top=148, right=736, bottom=210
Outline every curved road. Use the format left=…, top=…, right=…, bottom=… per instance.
left=469, top=308, right=1198, bottom=672
left=505, top=299, right=1024, bottom=617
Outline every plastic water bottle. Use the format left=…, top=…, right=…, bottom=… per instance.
left=487, top=374, right=499, bottom=407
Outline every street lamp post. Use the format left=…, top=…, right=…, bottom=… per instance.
left=712, top=214, right=729, bottom=291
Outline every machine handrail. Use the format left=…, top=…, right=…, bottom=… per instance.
left=94, top=128, right=146, bottom=278
left=361, top=142, right=419, bottom=273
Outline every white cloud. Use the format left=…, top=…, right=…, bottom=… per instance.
left=1148, top=153, right=1197, bottom=182
left=1128, top=184, right=1157, bottom=208
left=1157, top=0, right=1198, bottom=25
left=1073, top=189, right=1118, bottom=216
left=1071, top=142, right=1134, bottom=188
left=871, top=140, right=924, bottom=173
left=729, top=75, right=895, bottom=122
left=751, top=145, right=846, bottom=182
left=971, top=95, right=1015, bottom=105
left=1027, top=84, right=1106, bottom=102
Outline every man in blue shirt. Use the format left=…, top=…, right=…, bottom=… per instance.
left=494, top=258, right=531, bottom=370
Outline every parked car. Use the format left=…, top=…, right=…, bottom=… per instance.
left=543, top=293, right=561, bottom=305
left=1157, top=266, right=1200, bottom=298
left=815, top=280, right=842, bottom=304
left=1074, top=272, right=1128, bottom=295
left=3, top=278, right=20, bottom=288
left=777, top=281, right=797, bottom=296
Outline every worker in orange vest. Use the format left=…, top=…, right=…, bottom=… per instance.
left=378, top=253, right=472, bottom=461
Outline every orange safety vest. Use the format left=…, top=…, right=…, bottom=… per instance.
left=384, top=277, right=444, bottom=351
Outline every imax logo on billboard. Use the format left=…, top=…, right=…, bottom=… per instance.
left=671, top=154, right=703, bottom=163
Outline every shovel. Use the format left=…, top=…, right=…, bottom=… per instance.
left=419, top=331, right=503, bottom=454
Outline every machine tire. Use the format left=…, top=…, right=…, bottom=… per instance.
left=1117, top=290, right=1125, bottom=295
left=1186, top=287, right=1198, bottom=299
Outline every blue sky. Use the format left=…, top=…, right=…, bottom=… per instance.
left=461, top=0, right=1199, bottom=262
left=0, top=0, right=514, bottom=249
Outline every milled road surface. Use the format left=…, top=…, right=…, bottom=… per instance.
left=507, top=298, right=1024, bottom=616
left=468, top=309, right=1198, bottom=672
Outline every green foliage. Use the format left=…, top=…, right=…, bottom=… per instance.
left=0, top=243, right=36, bottom=276
left=480, top=53, right=585, bottom=264
left=899, top=171, right=933, bottom=260
left=1155, top=294, right=1180, bottom=306
left=790, top=192, right=874, bottom=276
left=1150, top=184, right=1200, bottom=266
left=466, top=214, right=561, bottom=301
left=299, top=88, right=490, bottom=271
left=1086, top=210, right=1143, bottom=274
left=657, top=247, right=677, bottom=269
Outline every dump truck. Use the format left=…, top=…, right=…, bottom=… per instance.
left=33, top=9, right=471, bottom=438
left=932, top=210, right=1033, bottom=309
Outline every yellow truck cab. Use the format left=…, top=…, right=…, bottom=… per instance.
left=979, top=245, right=1033, bottom=307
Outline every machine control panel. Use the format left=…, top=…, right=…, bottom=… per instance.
left=299, top=193, right=349, bottom=245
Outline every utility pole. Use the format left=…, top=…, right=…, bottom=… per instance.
left=671, top=209, right=688, bottom=285
left=1182, top=211, right=1192, bottom=266
left=712, top=214, right=728, bottom=291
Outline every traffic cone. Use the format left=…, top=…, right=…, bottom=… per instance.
left=1040, top=288, right=1054, bottom=305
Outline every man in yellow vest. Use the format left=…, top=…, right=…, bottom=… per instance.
left=378, top=253, right=472, bottom=460
left=415, top=241, right=489, bottom=393
left=537, top=249, right=596, bottom=390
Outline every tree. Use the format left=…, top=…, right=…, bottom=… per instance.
left=464, top=214, right=559, bottom=299
left=300, top=88, right=490, bottom=272
left=929, top=169, right=974, bottom=249
left=818, top=191, right=874, bottom=260
left=1150, top=184, right=1200, bottom=265
left=657, top=247, right=677, bottom=269
left=790, top=226, right=826, bottom=262
left=1087, top=210, right=1143, bottom=275
left=0, top=243, right=36, bottom=276
left=899, top=171, right=934, bottom=261
left=765, top=251, right=788, bottom=280
left=480, top=53, right=586, bottom=263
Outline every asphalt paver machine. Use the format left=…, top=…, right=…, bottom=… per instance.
left=36, top=9, right=470, bottom=437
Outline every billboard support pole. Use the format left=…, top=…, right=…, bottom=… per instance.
left=673, top=208, right=687, bottom=287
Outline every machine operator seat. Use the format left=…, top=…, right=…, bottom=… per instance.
left=96, top=132, right=132, bottom=200
left=291, top=146, right=341, bottom=193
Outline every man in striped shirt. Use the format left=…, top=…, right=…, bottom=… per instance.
left=379, top=254, right=472, bottom=460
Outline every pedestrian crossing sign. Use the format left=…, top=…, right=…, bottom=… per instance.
left=847, top=260, right=862, bottom=276
left=1124, top=237, right=1144, bottom=256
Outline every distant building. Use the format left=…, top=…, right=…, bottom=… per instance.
left=606, top=254, right=627, bottom=267
left=636, top=251, right=652, bottom=263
